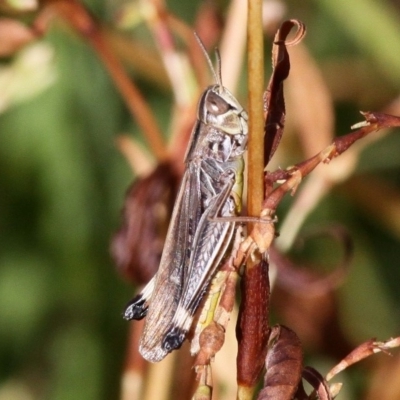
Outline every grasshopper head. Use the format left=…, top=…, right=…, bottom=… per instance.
left=195, top=85, right=248, bottom=161
left=185, top=37, right=248, bottom=163
left=199, top=85, right=248, bottom=137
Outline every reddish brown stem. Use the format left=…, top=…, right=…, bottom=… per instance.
left=237, top=259, right=270, bottom=393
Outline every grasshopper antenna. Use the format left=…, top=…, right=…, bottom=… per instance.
left=214, top=49, right=223, bottom=94
left=194, top=32, right=223, bottom=93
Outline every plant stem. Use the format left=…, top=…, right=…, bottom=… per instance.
left=247, top=0, right=264, bottom=219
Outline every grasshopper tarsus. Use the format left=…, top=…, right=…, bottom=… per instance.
left=123, top=295, right=148, bottom=320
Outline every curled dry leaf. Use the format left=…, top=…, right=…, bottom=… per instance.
left=257, top=325, right=303, bottom=400
left=300, top=366, right=332, bottom=400
left=264, top=19, right=306, bottom=167
left=111, top=162, right=179, bottom=285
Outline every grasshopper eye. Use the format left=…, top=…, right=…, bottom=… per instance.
left=206, top=91, right=230, bottom=115
left=209, top=102, right=219, bottom=113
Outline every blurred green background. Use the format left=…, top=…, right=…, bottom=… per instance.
left=1, top=0, right=400, bottom=399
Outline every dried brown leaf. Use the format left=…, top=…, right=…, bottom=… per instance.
left=264, top=19, right=306, bottom=166
left=257, top=326, right=303, bottom=400
left=111, top=162, right=179, bottom=285
left=301, top=366, right=332, bottom=400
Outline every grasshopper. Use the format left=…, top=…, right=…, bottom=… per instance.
left=123, top=39, right=248, bottom=363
